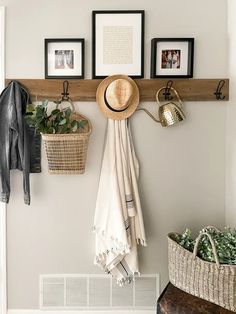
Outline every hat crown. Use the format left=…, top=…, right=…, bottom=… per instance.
left=96, top=75, right=139, bottom=120
left=106, top=79, right=133, bottom=111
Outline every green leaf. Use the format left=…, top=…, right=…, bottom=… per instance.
left=47, top=127, right=55, bottom=134
left=58, top=118, right=67, bottom=125
left=65, top=108, right=72, bottom=117
left=71, top=120, right=78, bottom=132
left=24, top=116, right=35, bottom=127
left=78, top=119, right=88, bottom=129
left=35, top=108, right=46, bottom=120
left=53, top=100, right=61, bottom=105
left=24, top=99, right=88, bottom=135
left=26, top=104, right=35, bottom=113
left=42, top=100, right=49, bottom=108
left=51, top=109, right=60, bottom=115
left=60, top=125, right=68, bottom=133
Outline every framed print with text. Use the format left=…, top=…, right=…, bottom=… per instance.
left=151, top=38, right=194, bottom=78
left=45, top=38, right=85, bottom=79
left=92, top=10, right=145, bottom=79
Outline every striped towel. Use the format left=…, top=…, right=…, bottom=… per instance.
left=93, top=119, right=146, bottom=285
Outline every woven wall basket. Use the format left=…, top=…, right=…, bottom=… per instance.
left=168, top=230, right=236, bottom=312
left=41, top=112, right=92, bottom=175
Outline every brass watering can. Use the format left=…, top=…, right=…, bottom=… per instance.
left=138, top=86, right=185, bottom=127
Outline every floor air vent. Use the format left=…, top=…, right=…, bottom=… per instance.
left=40, top=274, right=159, bottom=310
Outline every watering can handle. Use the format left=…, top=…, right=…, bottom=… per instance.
left=156, top=86, right=184, bottom=108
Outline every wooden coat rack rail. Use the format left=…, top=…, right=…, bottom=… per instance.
left=5, top=79, right=229, bottom=102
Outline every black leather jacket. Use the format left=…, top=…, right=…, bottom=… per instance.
left=0, top=81, right=41, bottom=205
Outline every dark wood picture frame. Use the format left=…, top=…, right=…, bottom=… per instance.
left=45, top=38, right=85, bottom=79
left=151, top=38, right=194, bottom=78
left=92, top=10, right=145, bottom=79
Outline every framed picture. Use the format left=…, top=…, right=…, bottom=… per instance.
left=92, top=10, right=145, bottom=79
left=151, top=38, right=194, bottom=78
left=45, top=38, right=85, bottom=79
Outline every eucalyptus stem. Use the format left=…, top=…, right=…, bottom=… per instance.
left=25, top=100, right=88, bottom=134
left=174, top=227, right=236, bottom=265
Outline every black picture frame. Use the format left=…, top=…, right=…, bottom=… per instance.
left=92, top=10, right=145, bottom=79
left=45, top=38, right=85, bottom=79
left=150, top=38, right=194, bottom=78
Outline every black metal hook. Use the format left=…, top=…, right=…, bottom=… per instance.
left=61, top=80, right=69, bottom=101
left=214, top=80, right=225, bottom=100
left=162, top=80, right=173, bottom=101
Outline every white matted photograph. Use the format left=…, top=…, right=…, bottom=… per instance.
left=45, top=38, right=85, bottom=79
left=92, top=10, right=145, bottom=79
left=151, top=38, right=194, bottom=78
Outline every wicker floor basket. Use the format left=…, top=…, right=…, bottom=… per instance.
left=168, top=229, right=236, bottom=312
left=41, top=114, right=92, bottom=174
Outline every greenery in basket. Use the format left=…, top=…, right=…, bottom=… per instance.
left=173, top=227, right=236, bottom=265
left=25, top=100, right=88, bottom=134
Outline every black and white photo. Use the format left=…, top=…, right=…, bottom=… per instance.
left=55, top=50, right=74, bottom=69
left=45, top=39, right=84, bottom=79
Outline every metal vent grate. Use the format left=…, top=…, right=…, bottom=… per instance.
left=89, top=277, right=110, bottom=307
left=40, top=274, right=159, bottom=310
left=66, top=277, right=87, bottom=307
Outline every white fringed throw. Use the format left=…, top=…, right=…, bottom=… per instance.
left=93, top=119, right=146, bottom=285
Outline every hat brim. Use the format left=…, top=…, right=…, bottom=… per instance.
left=96, top=75, right=140, bottom=120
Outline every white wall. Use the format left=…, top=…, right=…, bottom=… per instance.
left=226, top=0, right=236, bottom=225
left=0, top=7, right=7, bottom=314
left=1, top=0, right=228, bottom=309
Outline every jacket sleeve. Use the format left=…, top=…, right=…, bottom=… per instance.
left=0, top=85, right=12, bottom=203
left=14, top=83, right=31, bottom=205
left=0, top=148, right=11, bottom=203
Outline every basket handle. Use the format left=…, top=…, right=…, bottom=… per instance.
left=193, top=231, right=220, bottom=267
left=56, top=99, right=76, bottom=113
left=202, top=225, right=221, bottom=233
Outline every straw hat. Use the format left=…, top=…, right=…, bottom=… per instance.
left=96, top=75, right=139, bottom=120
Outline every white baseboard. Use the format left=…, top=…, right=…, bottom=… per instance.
left=8, top=310, right=155, bottom=314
